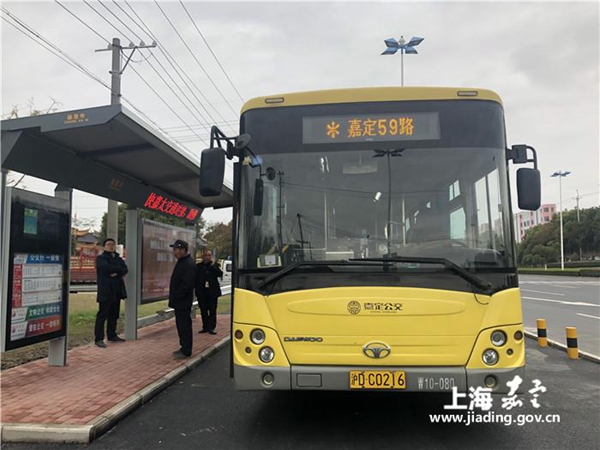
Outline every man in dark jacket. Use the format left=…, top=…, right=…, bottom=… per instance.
left=169, top=240, right=197, bottom=358
left=195, top=249, right=223, bottom=335
left=94, top=238, right=128, bottom=348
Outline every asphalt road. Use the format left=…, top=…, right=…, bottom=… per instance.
left=519, top=275, right=600, bottom=356
left=5, top=343, right=599, bottom=450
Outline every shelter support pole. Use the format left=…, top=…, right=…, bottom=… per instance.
left=49, top=185, right=72, bottom=366
left=0, top=169, right=6, bottom=267
left=124, top=208, right=140, bottom=340
left=107, top=200, right=119, bottom=243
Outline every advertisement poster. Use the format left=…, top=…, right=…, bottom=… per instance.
left=10, top=253, right=63, bottom=342
left=141, top=219, right=196, bottom=303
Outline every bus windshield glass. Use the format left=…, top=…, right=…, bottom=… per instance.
left=238, top=100, right=515, bottom=278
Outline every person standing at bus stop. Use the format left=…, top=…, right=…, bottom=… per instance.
left=94, top=238, right=128, bottom=348
left=169, top=240, right=197, bottom=358
left=195, top=248, right=223, bottom=335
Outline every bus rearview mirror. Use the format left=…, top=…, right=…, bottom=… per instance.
left=199, top=148, right=225, bottom=197
left=517, top=168, right=541, bottom=211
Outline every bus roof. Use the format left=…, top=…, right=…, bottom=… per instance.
left=241, top=87, right=502, bottom=114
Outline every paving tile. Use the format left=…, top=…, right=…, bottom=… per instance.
left=1, top=315, right=230, bottom=425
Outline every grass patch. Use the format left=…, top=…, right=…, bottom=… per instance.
left=1, top=293, right=231, bottom=370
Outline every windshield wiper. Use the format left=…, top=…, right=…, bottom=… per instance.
left=350, top=257, right=493, bottom=291
left=257, top=260, right=381, bottom=290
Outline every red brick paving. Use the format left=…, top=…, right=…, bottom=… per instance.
left=1, top=315, right=230, bottom=425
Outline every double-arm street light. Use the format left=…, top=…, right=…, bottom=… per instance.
left=381, top=35, right=424, bottom=87
left=551, top=170, right=571, bottom=270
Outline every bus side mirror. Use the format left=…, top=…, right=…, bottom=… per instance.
left=517, top=168, right=541, bottom=211
left=253, top=178, right=264, bottom=216
left=199, top=148, right=225, bottom=197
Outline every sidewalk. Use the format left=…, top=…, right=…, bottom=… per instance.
left=1, top=314, right=231, bottom=443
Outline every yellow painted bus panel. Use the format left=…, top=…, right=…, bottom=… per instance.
left=241, top=87, right=503, bottom=114
left=233, top=287, right=523, bottom=367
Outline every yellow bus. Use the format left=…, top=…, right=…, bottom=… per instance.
left=200, top=87, right=541, bottom=393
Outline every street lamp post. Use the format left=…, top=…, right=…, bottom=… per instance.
left=551, top=170, right=571, bottom=270
left=381, top=36, right=424, bottom=86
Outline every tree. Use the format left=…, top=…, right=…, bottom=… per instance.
left=518, top=207, right=600, bottom=265
left=202, top=221, right=233, bottom=260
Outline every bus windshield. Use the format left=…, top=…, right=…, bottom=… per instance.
left=239, top=145, right=514, bottom=272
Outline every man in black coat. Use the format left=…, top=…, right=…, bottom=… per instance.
left=94, top=238, right=128, bottom=348
left=195, top=249, right=223, bottom=335
left=169, top=240, right=197, bottom=358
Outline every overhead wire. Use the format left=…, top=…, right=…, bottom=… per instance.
left=98, top=0, right=238, bottom=169
left=3, top=5, right=192, bottom=162
left=179, top=0, right=244, bottom=104
left=55, top=0, right=192, bottom=149
left=118, top=0, right=238, bottom=137
left=83, top=0, right=210, bottom=150
left=153, top=1, right=240, bottom=118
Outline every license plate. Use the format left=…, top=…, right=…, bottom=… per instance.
left=349, top=370, right=406, bottom=389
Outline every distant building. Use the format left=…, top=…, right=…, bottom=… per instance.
left=514, top=204, right=556, bottom=243
left=72, top=228, right=99, bottom=245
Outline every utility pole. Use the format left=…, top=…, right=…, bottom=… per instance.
left=574, top=189, right=582, bottom=260
left=574, top=189, right=581, bottom=222
left=95, top=38, right=156, bottom=243
left=551, top=170, right=571, bottom=270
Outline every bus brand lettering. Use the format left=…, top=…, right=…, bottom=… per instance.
left=283, top=337, right=324, bottom=342
left=364, top=302, right=403, bottom=312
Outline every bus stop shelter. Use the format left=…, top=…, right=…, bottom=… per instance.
left=1, top=104, right=233, bottom=365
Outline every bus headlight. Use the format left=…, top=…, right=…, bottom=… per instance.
left=482, top=349, right=499, bottom=366
left=251, top=329, right=266, bottom=345
left=490, top=330, right=507, bottom=347
left=259, top=346, right=275, bottom=363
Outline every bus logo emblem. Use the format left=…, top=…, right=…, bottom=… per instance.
left=363, top=342, right=391, bottom=359
left=347, top=301, right=361, bottom=315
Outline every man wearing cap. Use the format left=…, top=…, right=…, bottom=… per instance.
left=169, top=239, right=196, bottom=358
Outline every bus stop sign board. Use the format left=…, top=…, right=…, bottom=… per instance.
left=1, top=188, right=70, bottom=352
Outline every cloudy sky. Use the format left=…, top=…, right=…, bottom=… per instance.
left=2, top=0, right=598, bottom=230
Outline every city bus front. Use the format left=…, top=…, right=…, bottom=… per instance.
left=202, top=87, right=540, bottom=393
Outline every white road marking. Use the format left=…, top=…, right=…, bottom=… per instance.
left=521, top=289, right=565, bottom=296
left=576, top=313, right=600, bottom=320
left=520, top=281, right=600, bottom=285
left=522, top=296, right=600, bottom=307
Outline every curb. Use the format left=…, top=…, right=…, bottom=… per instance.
left=1, top=336, right=230, bottom=444
left=524, top=331, right=600, bottom=364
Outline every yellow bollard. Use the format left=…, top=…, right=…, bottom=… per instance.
left=536, top=319, right=548, bottom=347
left=566, top=327, right=579, bottom=360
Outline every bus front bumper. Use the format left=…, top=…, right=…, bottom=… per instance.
left=234, top=364, right=524, bottom=394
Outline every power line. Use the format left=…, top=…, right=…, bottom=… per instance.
left=55, top=0, right=109, bottom=44
left=111, top=0, right=222, bottom=136
left=178, top=0, right=244, bottom=103
left=50, top=2, right=192, bottom=148
left=83, top=1, right=209, bottom=147
left=1, top=7, right=112, bottom=92
left=117, top=0, right=236, bottom=136
left=4, top=4, right=201, bottom=162
left=153, top=0, right=240, bottom=118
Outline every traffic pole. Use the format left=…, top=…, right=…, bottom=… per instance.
left=566, top=327, right=579, bottom=360
left=536, top=319, right=548, bottom=347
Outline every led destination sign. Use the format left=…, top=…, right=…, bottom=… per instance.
left=303, top=112, right=440, bottom=144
